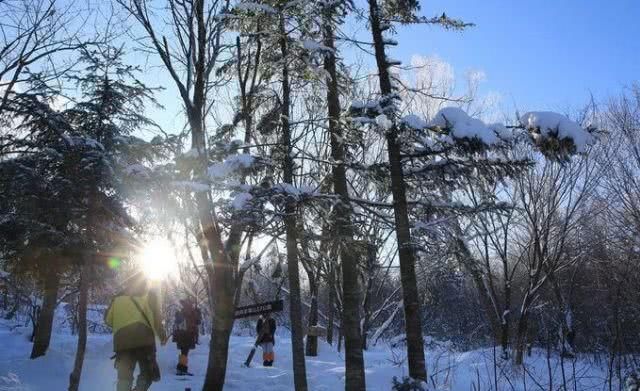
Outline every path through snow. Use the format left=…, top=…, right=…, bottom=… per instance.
left=0, top=326, right=617, bottom=390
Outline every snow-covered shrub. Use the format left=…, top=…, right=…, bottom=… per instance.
left=391, top=376, right=426, bottom=391
left=626, top=371, right=640, bottom=391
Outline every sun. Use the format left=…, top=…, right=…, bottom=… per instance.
left=139, top=238, right=177, bottom=281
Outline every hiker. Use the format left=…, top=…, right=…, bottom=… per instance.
left=105, top=273, right=167, bottom=391
left=256, top=312, right=276, bottom=367
left=172, top=297, right=201, bottom=375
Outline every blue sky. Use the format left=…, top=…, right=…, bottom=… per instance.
left=391, top=0, right=640, bottom=112
left=134, top=0, right=640, bottom=133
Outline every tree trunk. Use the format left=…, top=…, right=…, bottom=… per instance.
left=196, top=134, right=236, bottom=391
left=204, top=301, right=233, bottom=391
left=500, top=257, right=512, bottom=359
left=514, top=310, right=529, bottom=365
left=68, top=264, right=89, bottom=391
left=326, top=262, right=335, bottom=346
left=279, top=13, right=308, bottom=391
left=361, top=244, right=377, bottom=351
left=190, top=85, right=236, bottom=391
left=200, top=196, right=237, bottom=391
left=305, top=279, right=319, bottom=357
left=30, top=267, right=60, bottom=359
left=323, top=10, right=366, bottom=390
left=366, top=0, right=427, bottom=380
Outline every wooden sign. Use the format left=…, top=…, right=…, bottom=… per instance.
left=234, top=299, right=284, bottom=319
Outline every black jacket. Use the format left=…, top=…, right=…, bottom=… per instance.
left=256, top=317, right=276, bottom=344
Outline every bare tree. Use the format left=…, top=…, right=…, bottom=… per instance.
left=0, top=0, right=91, bottom=115
left=114, top=1, right=246, bottom=389
left=512, top=153, right=600, bottom=364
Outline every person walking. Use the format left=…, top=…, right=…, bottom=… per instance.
left=256, top=312, right=276, bottom=367
left=173, top=297, right=201, bottom=375
left=105, top=273, right=167, bottom=391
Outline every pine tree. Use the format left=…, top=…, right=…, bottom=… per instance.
left=319, top=0, right=366, bottom=389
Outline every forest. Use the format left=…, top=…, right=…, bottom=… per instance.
left=1, top=0, right=639, bottom=390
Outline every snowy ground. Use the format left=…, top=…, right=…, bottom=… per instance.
left=0, top=322, right=621, bottom=390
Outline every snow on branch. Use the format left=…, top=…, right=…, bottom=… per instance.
left=401, top=114, right=427, bottom=130
left=428, top=107, right=509, bottom=146
left=231, top=192, right=253, bottom=209
left=302, top=40, right=335, bottom=54
left=519, top=111, right=595, bottom=154
left=62, top=134, right=104, bottom=150
left=123, top=163, right=151, bottom=178
left=239, top=255, right=262, bottom=275
left=271, top=183, right=317, bottom=199
left=233, top=2, right=277, bottom=14
left=371, top=300, right=403, bottom=346
left=208, top=153, right=256, bottom=179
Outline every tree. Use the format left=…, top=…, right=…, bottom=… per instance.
left=0, top=0, right=93, bottom=116
left=359, top=0, right=470, bottom=380
left=319, top=0, right=366, bottom=388
left=114, top=1, right=241, bottom=388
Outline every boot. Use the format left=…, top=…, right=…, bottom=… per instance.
left=177, top=353, right=190, bottom=375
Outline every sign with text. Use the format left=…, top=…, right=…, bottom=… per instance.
left=233, top=299, right=284, bottom=319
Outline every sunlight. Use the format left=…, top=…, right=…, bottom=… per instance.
left=138, top=238, right=177, bottom=281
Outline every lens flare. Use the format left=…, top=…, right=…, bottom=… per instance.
left=139, top=238, right=176, bottom=281
left=107, top=257, right=121, bottom=270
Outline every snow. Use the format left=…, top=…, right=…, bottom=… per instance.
left=350, top=99, right=379, bottom=111
left=123, top=164, right=149, bottom=177
left=386, top=57, right=402, bottom=66
left=0, top=319, right=627, bottom=391
left=519, top=111, right=594, bottom=153
left=272, top=183, right=316, bottom=197
left=62, top=135, right=105, bottom=150
left=234, top=2, right=277, bottom=14
left=301, top=40, right=334, bottom=54
left=351, top=117, right=376, bottom=126
left=429, top=107, right=500, bottom=145
left=491, top=122, right=514, bottom=141
left=0, top=300, right=626, bottom=391
left=231, top=192, right=253, bottom=209
left=401, top=114, right=427, bottom=130
left=375, top=114, right=393, bottom=131
left=208, top=154, right=256, bottom=179
left=182, top=148, right=201, bottom=159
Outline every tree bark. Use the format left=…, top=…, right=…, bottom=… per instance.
left=323, top=9, right=366, bottom=389
left=514, top=310, right=529, bottom=365
left=68, top=264, right=89, bottom=391
left=326, top=261, right=335, bottom=346
left=279, top=13, right=308, bottom=391
left=30, top=266, right=60, bottom=359
left=305, top=278, right=319, bottom=356
left=366, top=0, right=427, bottom=380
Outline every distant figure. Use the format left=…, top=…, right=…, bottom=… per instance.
left=173, top=297, right=201, bottom=375
left=105, top=273, right=167, bottom=391
left=256, top=312, right=276, bottom=366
